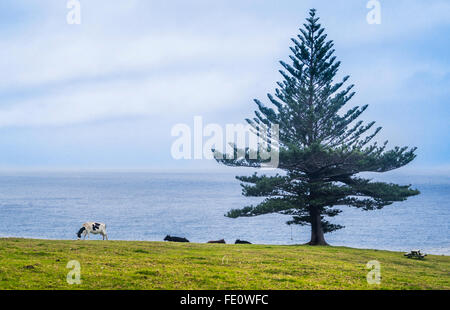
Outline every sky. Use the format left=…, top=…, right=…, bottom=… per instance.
left=0, top=0, right=449, bottom=172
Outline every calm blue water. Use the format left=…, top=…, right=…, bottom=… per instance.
left=0, top=171, right=448, bottom=255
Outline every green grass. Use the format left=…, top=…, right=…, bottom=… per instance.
left=0, top=238, right=448, bottom=290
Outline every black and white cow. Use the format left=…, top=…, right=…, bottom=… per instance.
left=77, top=222, right=108, bottom=240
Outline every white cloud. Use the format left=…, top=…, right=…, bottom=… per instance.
left=0, top=1, right=292, bottom=127
left=0, top=71, right=259, bottom=127
left=0, top=32, right=284, bottom=92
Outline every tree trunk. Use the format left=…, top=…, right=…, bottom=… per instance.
left=306, top=209, right=329, bottom=246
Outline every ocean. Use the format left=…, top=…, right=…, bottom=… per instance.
left=0, top=170, right=448, bottom=255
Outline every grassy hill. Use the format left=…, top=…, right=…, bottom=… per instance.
left=0, top=238, right=448, bottom=290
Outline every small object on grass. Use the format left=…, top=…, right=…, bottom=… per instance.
left=404, top=250, right=427, bottom=259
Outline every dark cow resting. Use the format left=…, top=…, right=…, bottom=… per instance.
left=207, top=239, right=226, bottom=244
left=164, top=235, right=190, bottom=242
left=235, top=239, right=252, bottom=244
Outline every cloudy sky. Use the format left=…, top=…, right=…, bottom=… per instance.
left=0, top=0, right=449, bottom=171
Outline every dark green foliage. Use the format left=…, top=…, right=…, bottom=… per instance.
left=215, top=9, right=419, bottom=244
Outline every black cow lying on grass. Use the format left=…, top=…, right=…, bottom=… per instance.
left=164, top=235, right=190, bottom=242
left=207, top=239, right=226, bottom=244
left=235, top=239, right=251, bottom=244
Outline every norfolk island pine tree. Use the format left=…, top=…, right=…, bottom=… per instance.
left=214, top=9, right=419, bottom=245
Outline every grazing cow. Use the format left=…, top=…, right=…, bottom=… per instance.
left=207, top=239, right=226, bottom=244
left=235, top=239, right=251, bottom=244
left=164, top=235, right=189, bottom=242
left=77, top=222, right=108, bottom=240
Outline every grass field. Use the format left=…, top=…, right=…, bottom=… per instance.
left=0, top=238, right=448, bottom=290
